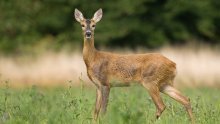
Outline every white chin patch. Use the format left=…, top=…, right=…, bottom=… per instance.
left=86, top=36, right=91, bottom=39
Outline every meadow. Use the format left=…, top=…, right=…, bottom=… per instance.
left=0, top=81, right=220, bottom=124
left=1, top=1, right=220, bottom=123
left=0, top=46, right=220, bottom=124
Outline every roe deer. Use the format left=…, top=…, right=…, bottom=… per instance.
left=74, top=8, right=194, bottom=123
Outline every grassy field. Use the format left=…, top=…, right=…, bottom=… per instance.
left=0, top=82, right=219, bottom=124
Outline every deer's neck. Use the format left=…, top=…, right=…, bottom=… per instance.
left=83, top=38, right=97, bottom=66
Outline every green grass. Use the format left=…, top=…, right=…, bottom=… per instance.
left=0, top=82, right=220, bottom=124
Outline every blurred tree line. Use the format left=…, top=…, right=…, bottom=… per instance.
left=0, top=0, right=220, bottom=54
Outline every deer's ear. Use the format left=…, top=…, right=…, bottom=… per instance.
left=75, top=9, right=84, bottom=22
left=92, top=8, right=102, bottom=23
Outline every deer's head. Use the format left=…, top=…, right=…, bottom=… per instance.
left=75, top=8, right=102, bottom=39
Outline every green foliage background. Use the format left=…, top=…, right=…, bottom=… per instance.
left=0, top=0, right=220, bottom=54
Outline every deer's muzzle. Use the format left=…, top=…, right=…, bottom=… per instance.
left=85, top=30, right=92, bottom=38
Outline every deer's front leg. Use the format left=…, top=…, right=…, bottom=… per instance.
left=94, top=88, right=102, bottom=120
left=93, top=85, right=110, bottom=120
left=101, top=85, right=110, bottom=114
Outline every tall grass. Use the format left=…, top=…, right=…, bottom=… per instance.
left=0, top=82, right=220, bottom=124
left=0, top=45, right=219, bottom=88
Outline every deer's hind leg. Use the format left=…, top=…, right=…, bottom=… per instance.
left=142, top=82, right=166, bottom=119
left=161, top=84, right=195, bottom=123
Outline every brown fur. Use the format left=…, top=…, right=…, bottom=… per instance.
left=84, top=48, right=176, bottom=87
left=75, top=8, right=195, bottom=123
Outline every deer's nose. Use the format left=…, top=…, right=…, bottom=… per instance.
left=85, top=31, right=91, bottom=36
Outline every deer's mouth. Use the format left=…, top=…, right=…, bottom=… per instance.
left=85, top=34, right=91, bottom=38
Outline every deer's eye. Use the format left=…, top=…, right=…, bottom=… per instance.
left=81, top=24, right=85, bottom=27
left=92, top=25, right=95, bottom=28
